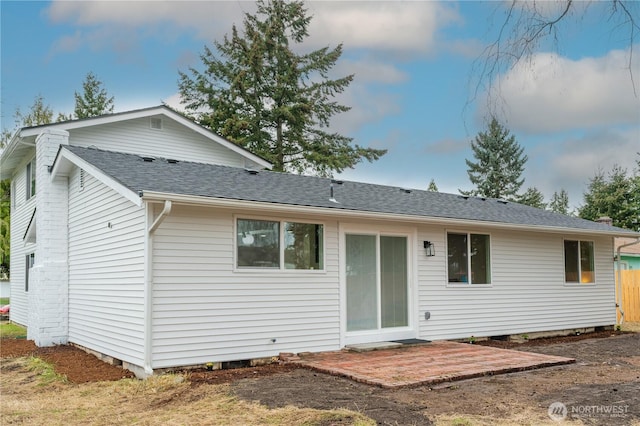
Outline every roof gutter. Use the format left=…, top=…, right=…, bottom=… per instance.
left=143, top=200, right=172, bottom=377
left=139, top=191, right=639, bottom=238
left=616, top=237, right=640, bottom=326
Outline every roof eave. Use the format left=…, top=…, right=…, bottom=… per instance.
left=50, top=146, right=143, bottom=207
left=139, top=191, right=638, bottom=237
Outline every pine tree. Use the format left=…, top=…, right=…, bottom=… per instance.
left=549, top=189, right=570, bottom=215
left=427, top=179, right=438, bottom=192
left=517, top=187, right=546, bottom=209
left=15, top=95, right=54, bottom=127
left=178, top=0, right=385, bottom=176
left=461, top=117, right=527, bottom=200
left=74, top=72, right=115, bottom=119
left=579, top=165, right=640, bottom=231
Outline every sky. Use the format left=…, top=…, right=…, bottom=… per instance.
left=1, top=0, right=639, bottom=210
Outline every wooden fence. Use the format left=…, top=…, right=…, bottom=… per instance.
left=616, top=270, right=640, bottom=323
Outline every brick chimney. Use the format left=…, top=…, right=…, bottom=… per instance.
left=596, top=216, right=613, bottom=226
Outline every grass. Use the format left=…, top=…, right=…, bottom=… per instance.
left=0, top=322, right=26, bottom=338
left=27, top=357, right=69, bottom=385
left=0, top=297, right=9, bottom=305
left=0, top=359, right=376, bottom=425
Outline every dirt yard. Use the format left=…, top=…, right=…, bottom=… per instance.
left=1, top=327, right=639, bottom=425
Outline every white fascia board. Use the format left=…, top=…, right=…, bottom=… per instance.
left=18, top=107, right=169, bottom=137
left=140, top=191, right=638, bottom=238
left=50, top=148, right=142, bottom=207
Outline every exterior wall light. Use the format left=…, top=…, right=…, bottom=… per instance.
left=424, top=241, right=435, bottom=257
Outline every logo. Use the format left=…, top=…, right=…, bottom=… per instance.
left=548, top=402, right=568, bottom=422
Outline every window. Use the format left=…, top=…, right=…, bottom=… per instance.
left=25, top=253, right=35, bottom=292
left=26, top=158, right=36, bottom=200
left=284, top=222, right=323, bottom=270
left=236, top=218, right=323, bottom=270
left=447, top=232, right=491, bottom=284
left=564, top=240, right=594, bottom=283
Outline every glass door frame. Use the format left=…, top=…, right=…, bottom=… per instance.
left=339, top=223, right=418, bottom=346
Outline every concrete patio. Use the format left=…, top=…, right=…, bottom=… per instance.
left=291, top=341, right=575, bottom=389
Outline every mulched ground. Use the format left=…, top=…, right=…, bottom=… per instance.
left=0, top=328, right=629, bottom=384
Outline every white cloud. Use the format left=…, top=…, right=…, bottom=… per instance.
left=306, top=1, right=460, bottom=54
left=524, top=127, right=639, bottom=208
left=481, top=48, right=640, bottom=133
left=45, top=1, right=460, bottom=56
left=47, top=1, right=247, bottom=41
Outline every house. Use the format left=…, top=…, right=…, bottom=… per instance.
left=615, top=237, right=640, bottom=270
left=1, top=105, right=638, bottom=377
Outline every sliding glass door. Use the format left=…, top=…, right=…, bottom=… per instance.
left=346, top=234, right=408, bottom=333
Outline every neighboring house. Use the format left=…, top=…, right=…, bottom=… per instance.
left=615, top=238, right=640, bottom=270
left=0, top=278, right=9, bottom=299
left=1, top=106, right=638, bottom=377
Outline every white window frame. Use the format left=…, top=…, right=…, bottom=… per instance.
left=564, top=239, right=596, bottom=285
left=26, top=158, right=36, bottom=200
left=446, top=231, right=492, bottom=286
left=25, top=252, right=35, bottom=292
left=234, top=215, right=325, bottom=272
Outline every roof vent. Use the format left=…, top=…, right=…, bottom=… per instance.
left=497, top=200, right=508, bottom=205
left=141, top=156, right=156, bottom=162
left=245, top=169, right=259, bottom=175
left=400, top=188, right=412, bottom=194
left=459, top=195, right=469, bottom=200
left=329, top=179, right=343, bottom=203
left=150, top=117, right=162, bottom=130
left=167, top=159, right=179, bottom=164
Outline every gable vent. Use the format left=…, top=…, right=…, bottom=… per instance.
left=150, top=117, right=163, bottom=130
left=141, top=156, right=156, bottom=162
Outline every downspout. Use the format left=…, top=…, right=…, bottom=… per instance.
left=616, top=237, right=640, bottom=326
left=143, top=199, right=172, bottom=376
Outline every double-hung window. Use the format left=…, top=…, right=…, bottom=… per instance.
left=447, top=232, right=491, bottom=284
left=564, top=240, right=594, bottom=283
left=236, top=218, right=323, bottom=270
left=26, top=158, right=36, bottom=200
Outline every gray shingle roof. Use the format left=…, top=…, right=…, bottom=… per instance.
left=63, top=145, right=637, bottom=235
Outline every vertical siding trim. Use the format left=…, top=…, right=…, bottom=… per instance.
left=145, top=201, right=172, bottom=374
left=143, top=202, right=153, bottom=375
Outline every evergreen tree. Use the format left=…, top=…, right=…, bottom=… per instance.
left=579, top=164, right=640, bottom=231
left=15, top=95, right=54, bottom=127
left=178, top=0, right=385, bottom=177
left=427, top=179, right=438, bottom=192
left=461, top=117, right=527, bottom=200
left=516, top=186, right=546, bottom=209
left=0, top=180, right=8, bottom=276
left=549, top=189, right=570, bottom=215
left=74, top=72, right=115, bottom=119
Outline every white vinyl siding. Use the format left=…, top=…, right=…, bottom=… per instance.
left=418, top=226, right=615, bottom=341
left=8, top=153, right=37, bottom=326
left=151, top=205, right=339, bottom=369
left=68, top=167, right=145, bottom=366
left=68, top=117, right=247, bottom=167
